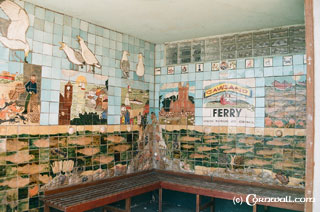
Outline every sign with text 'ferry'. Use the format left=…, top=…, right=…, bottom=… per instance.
left=203, top=79, right=256, bottom=127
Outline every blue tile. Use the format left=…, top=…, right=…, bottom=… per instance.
left=115, top=96, right=121, bottom=106
left=114, top=105, right=121, bottom=115
left=32, top=53, right=43, bottom=65
left=189, top=64, right=195, bottom=72
left=160, top=75, right=166, bottom=83
left=8, top=62, right=23, bottom=74
left=283, top=66, right=294, bottom=76
left=26, top=27, right=34, bottom=39
left=41, top=78, right=51, bottom=90
left=53, top=35, right=62, bottom=47
left=63, top=26, right=72, bottom=37
left=107, top=115, right=114, bottom=124
left=45, top=10, right=55, bottom=22
left=51, top=68, right=61, bottom=79
left=35, top=7, right=45, bottom=19
left=44, top=21, right=53, bottom=33
left=264, top=77, right=275, bottom=87
left=196, top=72, right=204, bottom=80
left=41, top=102, right=49, bottom=113
left=228, top=70, right=237, bottom=79
left=256, top=98, right=265, bottom=107
left=40, top=113, right=49, bottom=125
left=79, top=30, right=88, bottom=40
left=204, top=62, right=211, bottom=72
left=236, top=69, right=245, bottom=78
left=167, top=75, right=174, bottom=83
left=72, top=18, right=80, bottom=29
left=51, top=90, right=60, bottom=102
left=108, top=96, right=115, bottom=105
left=256, top=78, right=265, bottom=87
left=255, top=117, right=265, bottom=128
left=61, top=59, right=70, bottom=69
left=204, top=71, right=211, bottom=79
left=255, top=87, right=265, bottom=97
left=54, top=13, right=64, bottom=25
left=175, top=65, right=181, bottom=74
left=42, top=55, right=52, bottom=67
left=108, top=105, right=115, bottom=115
left=96, top=26, right=104, bottom=37
left=211, top=71, right=220, bottom=80
left=24, top=2, right=35, bottom=15
left=33, top=29, right=44, bottom=42
left=43, top=32, right=53, bottom=44
left=294, top=64, right=305, bottom=75
left=52, top=57, right=61, bottom=69
left=53, top=24, right=63, bottom=35
left=174, top=74, right=181, bottom=82
left=195, top=81, right=203, bottom=89
left=219, top=70, right=228, bottom=80
left=41, top=90, right=51, bottom=101
left=273, top=67, right=283, bottom=76
left=255, top=58, right=263, bottom=68
left=237, top=59, right=245, bottom=69
left=188, top=73, right=196, bottom=81
left=195, top=116, right=203, bottom=125
left=195, top=99, right=202, bottom=107
left=49, top=113, right=58, bottom=125
left=255, top=108, right=265, bottom=118
left=195, top=108, right=203, bottom=116
left=293, top=55, right=303, bottom=65
left=51, top=79, right=60, bottom=91
left=254, top=68, right=264, bottom=77
left=264, top=67, right=273, bottom=77
left=114, top=116, right=120, bottom=124
left=273, top=56, right=282, bottom=67
left=64, top=15, right=72, bottom=27
left=32, top=41, right=43, bottom=54
left=50, top=102, right=59, bottom=113
left=88, top=24, right=96, bottom=34
left=196, top=90, right=202, bottom=98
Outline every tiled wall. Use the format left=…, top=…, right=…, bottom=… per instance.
left=0, top=0, right=155, bottom=211
left=0, top=0, right=155, bottom=126
left=0, top=125, right=153, bottom=211
left=0, top=0, right=308, bottom=211
left=154, top=26, right=307, bottom=189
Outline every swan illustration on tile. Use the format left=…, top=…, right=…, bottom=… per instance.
left=136, top=53, right=145, bottom=78
left=59, top=42, right=86, bottom=69
left=120, top=50, right=130, bottom=79
left=0, top=0, right=30, bottom=63
left=77, top=35, right=101, bottom=73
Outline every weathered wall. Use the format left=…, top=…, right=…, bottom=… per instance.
left=154, top=26, right=307, bottom=189
left=0, top=0, right=309, bottom=211
left=0, top=0, right=155, bottom=211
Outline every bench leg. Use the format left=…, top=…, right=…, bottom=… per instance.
left=125, top=198, right=131, bottom=212
left=159, top=188, right=162, bottom=212
left=196, top=195, right=200, bottom=212
left=210, top=198, right=215, bottom=212
left=200, top=197, right=214, bottom=212
left=264, top=205, right=268, bottom=211
left=44, top=205, right=50, bottom=212
left=253, top=204, right=257, bottom=212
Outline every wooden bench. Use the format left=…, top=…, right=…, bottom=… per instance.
left=41, top=170, right=305, bottom=212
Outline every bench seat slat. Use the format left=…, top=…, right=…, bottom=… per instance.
left=41, top=170, right=305, bottom=212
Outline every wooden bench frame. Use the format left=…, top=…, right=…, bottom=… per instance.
left=42, top=169, right=305, bottom=212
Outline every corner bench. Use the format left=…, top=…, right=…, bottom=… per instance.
left=41, top=170, right=305, bottom=212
